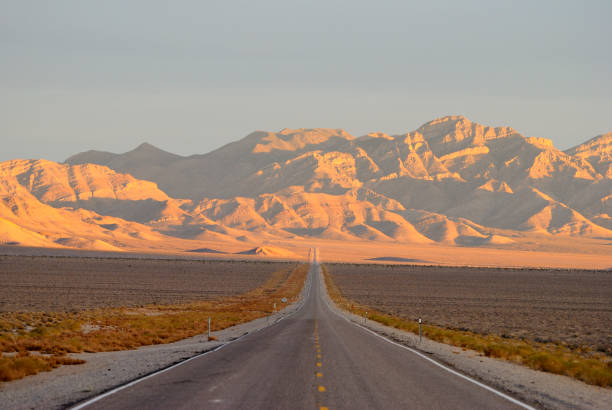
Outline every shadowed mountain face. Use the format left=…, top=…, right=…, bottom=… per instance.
left=2, top=116, right=612, bottom=249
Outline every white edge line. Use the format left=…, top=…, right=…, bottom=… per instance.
left=71, top=267, right=314, bottom=409
left=319, top=267, right=536, bottom=410
left=70, top=333, right=243, bottom=410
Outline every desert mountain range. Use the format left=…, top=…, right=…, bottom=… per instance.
left=1, top=116, right=611, bottom=252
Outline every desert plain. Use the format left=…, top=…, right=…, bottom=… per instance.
left=0, top=254, right=288, bottom=312
left=328, top=263, right=612, bottom=354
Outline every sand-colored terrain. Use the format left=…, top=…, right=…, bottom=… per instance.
left=279, top=237, right=611, bottom=269
left=2, top=231, right=610, bottom=270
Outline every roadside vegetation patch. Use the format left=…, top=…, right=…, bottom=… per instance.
left=0, top=262, right=309, bottom=382
left=322, top=265, right=612, bottom=388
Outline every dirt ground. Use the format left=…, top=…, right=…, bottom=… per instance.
left=0, top=255, right=290, bottom=312
left=327, top=263, right=612, bottom=354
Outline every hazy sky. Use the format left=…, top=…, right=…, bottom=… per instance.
left=2, top=0, right=611, bottom=161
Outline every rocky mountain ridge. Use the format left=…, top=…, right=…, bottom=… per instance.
left=2, top=116, right=611, bottom=250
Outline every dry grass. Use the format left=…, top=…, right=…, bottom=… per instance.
left=322, top=265, right=612, bottom=388
left=0, top=264, right=309, bottom=382
left=0, top=353, right=84, bottom=383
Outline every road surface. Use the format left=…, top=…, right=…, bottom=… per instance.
left=76, top=263, right=530, bottom=410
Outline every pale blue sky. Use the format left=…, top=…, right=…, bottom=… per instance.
left=1, top=0, right=611, bottom=161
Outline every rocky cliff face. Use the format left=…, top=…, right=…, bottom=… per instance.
left=3, top=116, right=611, bottom=249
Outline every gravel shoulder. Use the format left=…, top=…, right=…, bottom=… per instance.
left=0, top=271, right=312, bottom=410
left=319, top=267, right=612, bottom=410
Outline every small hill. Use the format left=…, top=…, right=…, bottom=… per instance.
left=0, top=217, right=56, bottom=248
left=486, top=235, right=515, bottom=245
left=236, top=246, right=297, bottom=258
left=187, top=248, right=226, bottom=254
left=55, top=237, right=123, bottom=251
left=455, top=234, right=515, bottom=246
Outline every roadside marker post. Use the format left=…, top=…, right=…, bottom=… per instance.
left=208, top=317, right=211, bottom=339
left=418, top=318, right=422, bottom=343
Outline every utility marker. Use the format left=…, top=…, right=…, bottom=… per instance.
left=418, top=317, right=422, bottom=343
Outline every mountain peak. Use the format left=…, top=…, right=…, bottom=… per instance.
left=135, top=142, right=157, bottom=150
left=415, top=115, right=520, bottom=156
left=126, top=142, right=181, bottom=159
left=251, top=128, right=354, bottom=153
left=131, top=142, right=172, bottom=154
left=568, top=131, right=612, bottom=153
left=424, top=115, right=471, bottom=126
left=277, top=127, right=352, bottom=137
left=566, top=131, right=612, bottom=178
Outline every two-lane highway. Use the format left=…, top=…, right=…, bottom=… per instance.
left=76, top=263, right=531, bottom=409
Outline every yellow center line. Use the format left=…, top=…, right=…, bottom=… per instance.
left=314, top=321, right=327, bottom=410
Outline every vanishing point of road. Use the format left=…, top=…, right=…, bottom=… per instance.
left=75, top=259, right=531, bottom=410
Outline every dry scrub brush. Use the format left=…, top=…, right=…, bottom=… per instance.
left=0, top=264, right=309, bottom=382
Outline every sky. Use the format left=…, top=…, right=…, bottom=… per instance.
left=1, top=0, right=611, bottom=161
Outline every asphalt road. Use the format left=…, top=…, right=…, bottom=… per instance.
left=77, top=263, right=529, bottom=410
